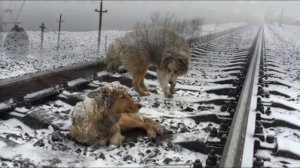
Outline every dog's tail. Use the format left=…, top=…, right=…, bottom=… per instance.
left=105, top=41, right=122, bottom=73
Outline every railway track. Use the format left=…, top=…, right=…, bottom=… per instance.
left=1, top=24, right=300, bottom=167
left=0, top=25, right=249, bottom=102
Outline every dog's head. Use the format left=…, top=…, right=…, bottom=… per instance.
left=87, top=82, right=142, bottom=114
left=161, top=49, right=190, bottom=83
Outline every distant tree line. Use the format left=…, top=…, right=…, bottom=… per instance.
left=135, top=12, right=204, bottom=40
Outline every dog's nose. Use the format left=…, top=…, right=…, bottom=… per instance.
left=169, top=81, right=173, bottom=85
left=137, top=103, right=143, bottom=109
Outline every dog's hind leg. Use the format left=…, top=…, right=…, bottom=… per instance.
left=132, top=70, right=150, bottom=96
left=141, top=78, right=156, bottom=93
left=139, top=67, right=151, bottom=92
left=140, top=78, right=148, bottom=92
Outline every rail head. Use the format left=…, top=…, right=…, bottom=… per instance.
left=219, top=25, right=263, bottom=168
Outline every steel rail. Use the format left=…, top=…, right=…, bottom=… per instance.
left=241, top=24, right=265, bottom=168
left=0, top=26, right=250, bottom=102
left=0, top=60, right=105, bottom=101
left=219, top=25, right=263, bottom=168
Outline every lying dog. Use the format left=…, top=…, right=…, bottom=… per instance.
left=70, top=82, right=163, bottom=146
left=106, top=29, right=190, bottom=98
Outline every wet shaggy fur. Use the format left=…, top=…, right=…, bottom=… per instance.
left=70, top=82, right=164, bottom=146
left=105, top=29, right=191, bottom=98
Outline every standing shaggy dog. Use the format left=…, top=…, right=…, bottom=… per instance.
left=70, top=82, right=163, bottom=146
left=105, top=29, right=190, bottom=98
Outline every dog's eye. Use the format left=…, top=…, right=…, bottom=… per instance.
left=174, top=70, right=178, bottom=74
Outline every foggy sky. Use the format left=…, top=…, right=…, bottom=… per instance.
left=1, top=1, right=300, bottom=31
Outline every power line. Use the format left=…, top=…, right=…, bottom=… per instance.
left=39, top=22, right=46, bottom=51
left=56, top=14, right=64, bottom=51
left=95, top=0, right=107, bottom=56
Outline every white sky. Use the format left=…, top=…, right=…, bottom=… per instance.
left=1, top=1, right=300, bottom=31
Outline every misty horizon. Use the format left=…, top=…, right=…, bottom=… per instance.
left=1, top=1, right=300, bottom=32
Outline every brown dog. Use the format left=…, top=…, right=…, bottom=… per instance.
left=106, top=29, right=190, bottom=98
left=70, top=82, right=163, bottom=146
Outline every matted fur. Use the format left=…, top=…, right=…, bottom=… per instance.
left=70, top=82, right=164, bottom=146
left=105, top=29, right=191, bottom=98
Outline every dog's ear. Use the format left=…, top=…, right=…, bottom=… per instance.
left=87, top=87, right=110, bottom=98
left=87, top=90, right=100, bottom=98
left=161, top=56, right=174, bottom=67
left=87, top=90, right=98, bottom=98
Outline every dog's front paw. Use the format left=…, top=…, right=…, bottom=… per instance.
left=164, top=92, right=173, bottom=98
left=146, top=125, right=164, bottom=139
left=110, top=134, right=124, bottom=146
left=170, top=84, right=176, bottom=94
left=170, top=88, right=175, bottom=95
left=146, top=129, right=158, bottom=139
left=154, top=124, right=164, bottom=135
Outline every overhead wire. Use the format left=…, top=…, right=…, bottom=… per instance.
left=14, top=0, right=26, bottom=24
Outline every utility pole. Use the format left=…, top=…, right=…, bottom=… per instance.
left=95, top=0, right=108, bottom=56
left=56, top=14, right=64, bottom=51
left=39, top=22, right=46, bottom=51
left=1, top=8, right=12, bottom=47
left=279, top=8, right=284, bottom=27
left=0, top=7, right=3, bottom=48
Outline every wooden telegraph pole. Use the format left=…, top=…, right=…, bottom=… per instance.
left=1, top=9, right=12, bottom=45
left=95, top=0, right=108, bottom=56
left=56, top=14, right=64, bottom=51
left=39, top=22, right=46, bottom=51
left=0, top=11, right=3, bottom=46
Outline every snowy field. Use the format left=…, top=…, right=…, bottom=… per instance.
left=0, top=23, right=246, bottom=80
left=0, top=30, right=127, bottom=79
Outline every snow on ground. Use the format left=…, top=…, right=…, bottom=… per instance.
left=0, top=23, right=246, bottom=80
left=0, top=74, right=215, bottom=167
left=200, top=23, right=247, bottom=36
left=2, top=21, right=300, bottom=167
left=251, top=24, right=300, bottom=167
left=266, top=24, right=300, bottom=86
left=0, top=30, right=127, bottom=79
left=0, top=25, right=257, bottom=167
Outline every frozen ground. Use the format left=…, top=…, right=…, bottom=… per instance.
left=200, top=23, right=247, bottom=36
left=251, top=24, right=300, bottom=167
left=1, top=22, right=300, bottom=167
left=0, top=30, right=126, bottom=79
left=0, top=23, right=246, bottom=80
left=0, top=25, right=257, bottom=167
